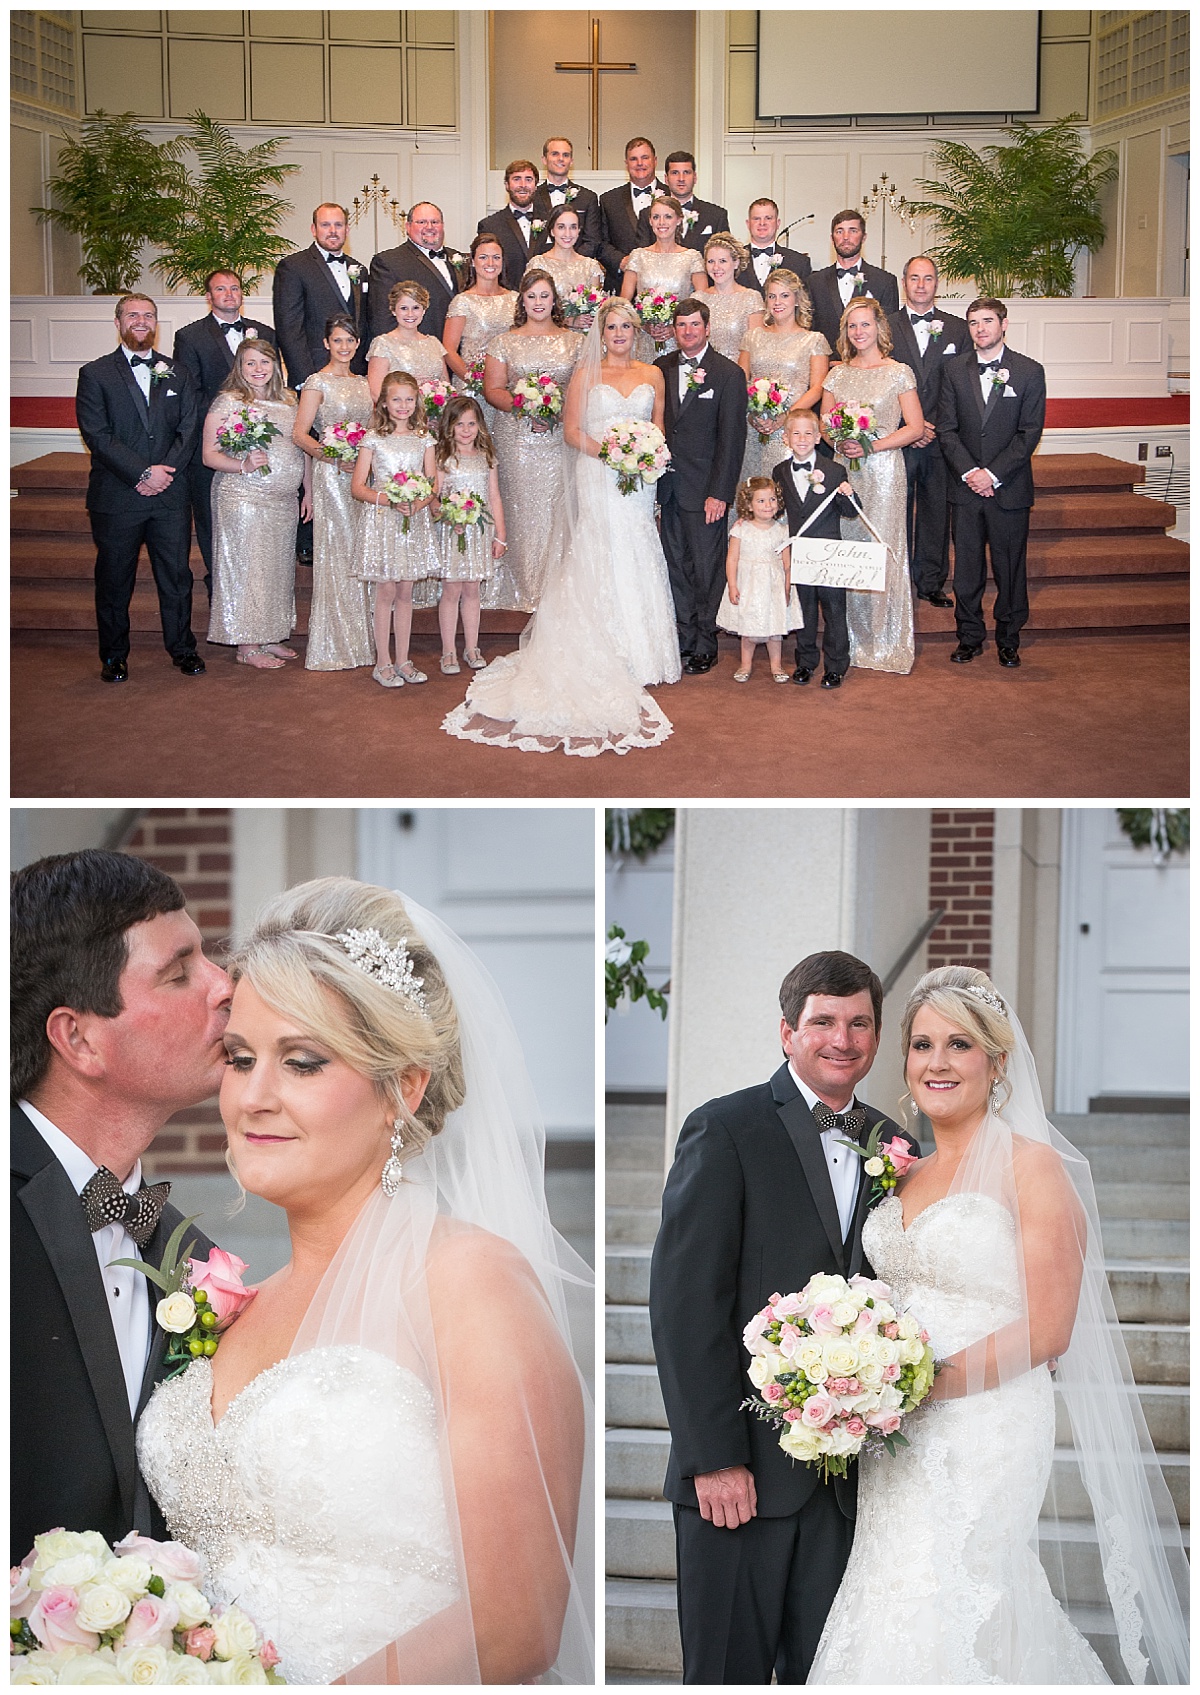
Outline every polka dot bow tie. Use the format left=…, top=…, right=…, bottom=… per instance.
left=809, top=1100, right=867, bottom=1140
left=81, top=1166, right=171, bottom=1247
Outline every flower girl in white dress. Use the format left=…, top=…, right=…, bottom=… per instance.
left=716, top=478, right=801, bottom=683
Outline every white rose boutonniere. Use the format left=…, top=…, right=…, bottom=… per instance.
left=242, top=327, right=257, bottom=340
left=682, top=208, right=698, bottom=230
left=928, top=319, right=944, bottom=339
left=990, top=366, right=1010, bottom=389
left=346, top=260, right=364, bottom=285
left=149, top=359, right=173, bottom=386
left=531, top=219, right=546, bottom=237
left=564, top=185, right=578, bottom=203
left=156, top=1290, right=198, bottom=1334
left=448, top=251, right=464, bottom=269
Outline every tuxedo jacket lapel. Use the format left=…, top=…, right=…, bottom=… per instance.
left=115, top=350, right=150, bottom=423
left=773, top=1082, right=846, bottom=1270
left=507, top=208, right=530, bottom=259
left=406, top=242, right=453, bottom=300
left=309, top=245, right=350, bottom=315
left=204, top=314, right=236, bottom=373
left=846, top=1162, right=875, bottom=1277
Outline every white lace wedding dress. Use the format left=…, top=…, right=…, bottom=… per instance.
left=137, top=1346, right=460, bottom=1684
left=809, top=1194, right=1109, bottom=1684
left=442, top=381, right=681, bottom=756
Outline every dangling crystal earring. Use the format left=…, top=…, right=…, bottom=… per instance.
left=381, top=1119, right=405, bottom=1196
left=989, top=1079, right=1000, bottom=1112
left=909, top=1096, right=919, bottom=1118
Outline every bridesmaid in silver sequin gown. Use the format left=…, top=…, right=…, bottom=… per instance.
left=432, top=396, right=506, bottom=673
left=483, top=270, right=581, bottom=610
left=203, top=340, right=307, bottom=669
left=442, top=232, right=517, bottom=436
left=539, top=206, right=605, bottom=333
left=621, top=197, right=708, bottom=360
left=366, top=280, right=450, bottom=403
left=697, top=232, right=764, bottom=360
left=291, top=316, right=375, bottom=671
left=822, top=298, right=925, bottom=676
left=738, top=268, right=832, bottom=481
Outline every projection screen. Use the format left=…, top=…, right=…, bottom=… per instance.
left=757, top=11, right=1040, bottom=118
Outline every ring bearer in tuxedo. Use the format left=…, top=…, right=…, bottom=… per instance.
left=637, top=152, right=729, bottom=252
left=735, top=198, right=813, bottom=290
left=531, top=136, right=603, bottom=258
left=11, top=850, right=231, bottom=1563
left=886, top=256, right=968, bottom=609
left=367, top=202, right=466, bottom=342
left=172, top=270, right=276, bottom=601
left=772, top=408, right=859, bottom=689
left=807, top=211, right=899, bottom=355
left=598, top=136, right=665, bottom=290
left=477, top=160, right=545, bottom=290
left=938, top=298, right=1046, bottom=669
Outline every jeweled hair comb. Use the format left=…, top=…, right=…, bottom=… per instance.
left=334, top=927, right=428, bottom=1014
left=966, top=983, right=1006, bottom=1015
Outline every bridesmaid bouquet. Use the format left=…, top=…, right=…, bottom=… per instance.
left=562, top=283, right=606, bottom=324
left=598, top=419, right=672, bottom=496
left=380, top=469, right=434, bottom=533
left=511, top=373, right=564, bottom=429
left=462, top=357, right=487, bottom=397
left=320, top=420, right=367, bottom=466
left=10, top=1529, right=285, bottom=1683
left=746, top=377, right=792, bottom=443
left=419, top=380, right=452, bottom=425
left=741, top=1272, right=935, bottom=1481
left=636, top=291, right=678, bottom=336
left=825, top=402, right=878, bottom=470
left=215, top=404, right=281, bottom=476
left=437, top=488, right=494, bottom=552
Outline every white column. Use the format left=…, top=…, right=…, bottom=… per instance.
left=458, top=9, right=490, bottom=231
left=231, top=809, right=288, bottom=943
left=694, top=11, right=727, bottom=204
left=991, top=809, right=1062, bottom=1100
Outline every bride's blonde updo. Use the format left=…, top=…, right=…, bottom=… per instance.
left=597, top=296, right=642, bottom=338
left=228, top=876, right=465, bottom=1161
left=900, top=966, right=1014, bottom=1109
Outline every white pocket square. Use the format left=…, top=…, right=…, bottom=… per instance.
left=698, top=391, right=714, bottom=400
left=1003, top=385, right=1017, bottom=397
left=165, top=389, right=178, bottom=397
left=942, top=343, right=957, bottom=355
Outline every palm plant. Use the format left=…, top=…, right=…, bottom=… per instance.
left=151, top=112, right=298, bottom=294
left=34, top=111, right=180, bottom=294
left=907, top=117, right=1118, bottom=298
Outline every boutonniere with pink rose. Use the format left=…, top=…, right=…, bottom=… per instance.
left=927, top=319, right=944, bottom=340
left=530, top=219, right=546, bottom=237
left=111, top=1222, right=256, bottom=1379
left=836, top=1120, right=921, bottom=1206
left=685, top=365, right=707, bottom=393
left=242, top=327, right=258, bottom=341
left=148, top=359, right=174, bottom=387
left=798, top=465, right=825, bottom=496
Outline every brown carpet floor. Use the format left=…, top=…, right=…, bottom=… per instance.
left=11, top=630, right=1188, bottom=799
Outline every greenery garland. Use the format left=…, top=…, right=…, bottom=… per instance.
left=1116, top=808, right=1189, bottom=861
left=605, top=808, right=675, bottom=860
left=605, top=926, right=669, bottom=1022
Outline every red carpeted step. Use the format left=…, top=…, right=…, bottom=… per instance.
left=1029, top=491, right=1175, bottom=532
left=915, top=578, right=1188, bottom=636
left=1032, top=453, right=1146, bottom=491
left=11, top=452, right=90, bottom=492
left=11, top=495, right=94, bottom=534
left=1026, top=533, right=1189, bottom=576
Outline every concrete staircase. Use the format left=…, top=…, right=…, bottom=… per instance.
left=605, top=1104, right=1189, bottom=1683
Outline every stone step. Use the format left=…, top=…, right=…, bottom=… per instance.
left=607, top=1204, right=662, bottom=1247
left=607, top=1245, right=652, bottom=1306
left=1081, top=1143, right=1189, bottom=1184
left=607, top=1426, right=671, bottom=1499
left=11, top=536, right=208, bottom=578
left=1093, top=1180, right=1189, bottom=1221
left=11, top=495, right=96, bottom=534
left=1035, top=1518, right=1191, bottom=1610
left=606, top=1303, right=655, bottom=1365
left=10, top=451, right=89, bottom=491
left=605, top=1578, right=682, bottom=1675
left=1106, top=1262, right=1189, bottom=1324
left=1099, top=1216, right=1189, bottom=1259
left=607, top=1497, right=675, bottom=1580
left=607, top=1100, right=667, bottom=1152
left=607, top=1168, right=666, bottom=1209
left=1057, top=1382, right=1188, bottom=1452
left=607, top=1362, right=668, bottom=1429
left=1049, top=1447, right=1189, bottom=1525
left=1053, top=1113, right=1190, bottom=1149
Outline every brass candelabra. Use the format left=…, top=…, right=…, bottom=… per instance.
left=860, top=172, right=918, bottom=271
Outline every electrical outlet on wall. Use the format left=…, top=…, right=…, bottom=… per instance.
left=1138, top=443, right=1149, bottom=460
left=1156, top=445, right=1173, bottom=457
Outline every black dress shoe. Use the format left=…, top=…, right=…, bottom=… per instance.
left=919, top=590, right=954, bottom=609
left=791, top=666, right=814, bottom=685
left=173, top=653, right=206, bottom=676
left=950, top=642, right=984, bottom=664
left=997, top=646, right=1021, bottom=668
left=820, top=671, right=843, bottom=689
left=100, top=658, right=128, bottom=684
left=683, top=654, right=716, bottom=675
left=296, top=550, right=314, bottom=566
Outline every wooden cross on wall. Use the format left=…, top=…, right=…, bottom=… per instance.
left=555, top=19, right=636, bottom=169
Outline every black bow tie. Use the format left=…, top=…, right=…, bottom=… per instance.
left=792, top=459, right=815, bottom=473
left=129, top=354, right=154, bottom=367
left=220, top=319, right=246, bottom=334
left=81, top=1166, right=171, bottom=1247
left=910, top=311, right=935, bottom=324
left=513, top=207, right=534, bottom=218
left=810, top=1101, right=867, bottom=1140
left=751, top=247, right=777, bottom=258
left=979, top=359, right=1001, bottom=371
left=425, top=248, right=448, bottom=261
left=680, top=356, right=700, bottom=369
left=839, top=265, right=862, bottom=276
left=325, top=251, right=348, bottom=264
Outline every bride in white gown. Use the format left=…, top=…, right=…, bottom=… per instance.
left=809, top=967, right=1188, bottom=1686
left=137, top=878, right=593, bottom=1684
left=442, top=298, right=681, bottom=757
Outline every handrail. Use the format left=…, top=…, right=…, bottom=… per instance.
left=880, top=907, right=946, bottom=996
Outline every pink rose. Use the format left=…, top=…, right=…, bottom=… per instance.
left=882, top=1137, right=919, bottom=1176
left=801, top=1393, right=834, bottom=1428
left=782, top=1408, right=803, bottom=1422
left=122, top=1594, right=180, bottom=1650
left=188, top=1248, right=256, bottom=1325
left=771, top=1293, right=804, bottom=1319
left=826, top=1378, right=850, bottom=1396
left=883, top=1322, right=899, bottom=1339
left=845, top=1379, right=861, bottom=1395
left=856, top=414, right=871, bottom=430
left=183, top=1626, right=216, bottom=1661
left=853, top=1307, right=876, bottom=1333
left=28, top=1587, right=100, bottom=1654
left=846, top=1416, right=866, bottom=1437
left=763, top=1383, right=785, bottom=1403
left=920, top=1329, right=930, bottom=1344
left=115, top=1534, right=204, bottom=1584
left=11, top=1558, right=34, bottom=1614
left=260, top=1641, right=281, bottom=1672
left=882, top=1362, right=901, bottom=1381
left=865, top=1409, right=902, bottom=1435
left=809, top=1304, right=840, bottom=1337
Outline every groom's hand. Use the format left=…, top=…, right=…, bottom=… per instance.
left=703, top=497, right=727, bottom=524
left=694, top=1464, right=757, bottom=1528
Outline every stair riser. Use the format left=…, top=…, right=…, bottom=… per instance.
left=1056, top=1387, right=1188, bottom=1451
left=605, top=1593, right=683, bottom=1674
left=607, top=1306, right=655, bottom=1365
left=1051, top=1115, right=1190, bottom=1149
left=1107, top=1266, right=1189, bottom=1324
left=607, top=1431, right=670, bottom=1499
left=607, top=1205, right=662, bottom=1246
left=608, top=1169, right=665, bottom=1208
left=607, top=1103, right=668, bottom=1144
left=607, top=1364, right=668, bottom=1429
left=606, top=1248, right=652, bottom=1306
left=1093, top=1181, right=1189, bottom=1221
left=915, top=585, right=1189, bottom=635
left=1082, top=1146, right=1189, bottom=1184
left=1049, top=1455, right=1188, bottom=1524
left=1118, top=1325, right=1189, bottom=1385
left=1100, top=1218, right=1189, bottom=1258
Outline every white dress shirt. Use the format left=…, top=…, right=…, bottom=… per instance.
left=630, top=181, right=659, bottom=216
left=212, top=313, right=245, bottom=355
left=678, top=343, right=711, bottom=402
left=122, top=342, right=154, bottom=402
left=909, top=313, right=932, bottom=357
left=787, top=1065, right=862, bottom=1240
left=751, top=248, right=778, bottom=286
left=547, top=182, right=570, bottom=206
left=22, top=1099, right=153, bottom=1418
left=837, top=265, right=865, bottom=307
left=413, top=242, right=453, bottom=291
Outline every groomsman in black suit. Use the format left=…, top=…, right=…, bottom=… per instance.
left=368, top=202, right=468, bottom=342
left=772, top=408, right=860, bottom=687
left=272, top=203, right=369, bottom=388
left=75, top=294, right=203, bottom=683
left=656, top=299, right=748, bottom=672
left=735, top=198, right=813, bottom=291
left=938, top=298, right=1047, bottom=668
left=636, top=152, right=729, bottom=252
left=477, top=160, right=545, bottom=291
left=531, top=136, right=603, bottom=258
left=11, top=850, right=229, bottom=1562
left=886, top=256, right=969, bottom=608
left=807, top=210, right=900, bottom=355
left=172, top=270, right=276, bottom=599
left=598, top=136, right=666, bottom=290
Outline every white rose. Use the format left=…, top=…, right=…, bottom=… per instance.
left=901, top=1338, right=924, bottom=1365
left=165, top=1583, right=211, bottom=1630
left=896, top=1314, right=919, bottom=1341
left=115, top=1644, right=171, bottom=1684
left=211, top=1607, right=259, bottom=1661
left=157, top=1291, right=198, bottom=1334
left=864, top=1156, right=885, bottom=1177
left=31, top=1531, right=108, bottom=1583
left=823, top=1340, right=858, bottom=1378
left=55, top=1652, right=124, bottom=1685
left=857, top=1359, right=884, bottom=1386
left=163, top=1654, right=215, bottom=1684
left=11, top=1652, right=60, bottom=1685
left=874, top=1300, right=896, bottom=1324
left=748, top=1353, right=777, bottom=1390
left=75, top=1581, right=133, bottom=1633
left=43, top=1552, right=106, bottom=1588
left=875, top=1337, right=899, bottom=1367
left=779, top=1422, right=823, bottom=1463
left=829, top=1298, right=858, bottom=1328
left=796, top=1342, right=827, bottom=1383
left=806, top=1273, right=846, bottom=1302
left=207, top=1653, right=268, bottom=1685
left=103, top=1555, right=153, bottom=1598
left=243, top=328, right=257, bottom=340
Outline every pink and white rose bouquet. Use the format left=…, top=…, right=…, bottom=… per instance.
left=598, top=419, right=671, bottom=496
left=418, top=380, right=452, bottom=425
left=215, top=405, right=282, bottom=475
left=562, top=284, right=606, bottom=324
left=510, top=373, right=564, bottom=428
left=825, top=402, right=878, bottom=470
left=437, top=488, right=494, bottom=553
left=461, top=357, right=486, bottom=397
left=380, top=469, right=434, bottom=533
left=319, top=420, right=367, bottom=466
left=635, top=291, right=678, bottom=333
left=746, top=377, right=792, bottom=443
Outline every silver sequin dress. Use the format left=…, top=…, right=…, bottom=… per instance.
left=487, top=328, right=581, bottom=610
left=137, top=1348, right=460, bottom=1686
left=823, top=358, right=917, bottom=675
left=302, top=372, right=374, bottom=670
left=355, top=431, right=439, bottom=582
left=739, top=324, right=832, bottom=481
left=702, top=284, right=764, bottom=360
left=207, top=395, right=301, bottom=647
left=444, top=289, right=516, bottom=433
left=540, top=250, right=605, bottom=327
left=434, top=456, right=494, bottom=583
left=366, top=330, right=447, bottom=387
left=715, top=518, right=801, bottom=641
left=625, top=246, right=706, bottom=359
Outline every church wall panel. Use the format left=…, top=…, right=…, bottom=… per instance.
left=330, top=45, right=404, bottom=126
left=80, top=11, right=160, bottom=31
left=11, top=124, right=48, bottom=296
left=249, top=42, right=325, bottom=123
left=167, top=12, right=245, bottom=37
left=249, top=11, right=322, bottom=38
left=408, top=12, right=456, bottom=47
left=82, top=33, right=163, bottom=116
left=1121, top=128, right=1163, bottom=295
left=331, top=12, right=404, bottom=44
left=407, top=46, right=456, bottom=129
left=167, top=38, right=246, bottom=122
left=1037, top=38, right=1091, bottom=119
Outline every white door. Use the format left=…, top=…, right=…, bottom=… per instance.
left=356, top=808, right=595, bottom=1138
left=1056, top=810, right=1190, bottom=1111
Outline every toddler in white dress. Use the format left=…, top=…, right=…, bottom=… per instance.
left=716, top=478, right=802, bottom=682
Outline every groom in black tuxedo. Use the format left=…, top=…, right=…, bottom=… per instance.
left=807, top=210, right=900, bottom=357
left=11, top=850, right=230, bottom=1564
left=656, top=299, right=748, bottom=672
left=272, top=203, right=370, bottom=387
left=650, top=952, right=919, bottom=1683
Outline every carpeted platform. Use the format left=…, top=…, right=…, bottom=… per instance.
left=11, top=629, right=1188, bottom=799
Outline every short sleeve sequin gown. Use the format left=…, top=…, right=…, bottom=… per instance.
left=444, top=289, right=516, bottom=434
left=702, top=284, right=763, bottom=360
left=366, top=330, right=447, bottom=387
left=207, top=394, right=302, bottom=649
left=541, top=250, right=605, bottom=323
left=715, top=518, right=801, bottom=641
left=486, top=328, right=581, bottom=610
left=739, top=325, right=831, bottom=480
left=434, top=457, right=494, bottom=582
left=823, top=359, right=917, bottom=675
left=626, top=247, right=705, bottom=359
left=301, top=372, right=374, bottom=670
left=355, top=432, right=439, bottom=583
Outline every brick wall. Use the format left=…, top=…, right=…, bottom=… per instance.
left=122, top=810, right=233, bottom=1178
left=926, top=810, right=994, bottom=973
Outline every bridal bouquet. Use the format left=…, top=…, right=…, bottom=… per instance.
left=746, top=377, right=792, bottom=443
left=437, top=488, right=493, bottom=553
left=562, top=283, right=606, bottom=324
left=511, top=373, right=564, bottom=428
left=319, top=419, right=367, bottom=466
left=598, top=419, right=671, bottom=496
left=419, top=380, right=452, bottom=425
left=825, top=402, right=878, bottom=469
left=742, top=1272, right=935, bottom=1481
left=461, top=356, right=486, bottom=397
left=380, top=469, right=434, bottom=533
left=10, top=1529, right=285, bottom=1683
left=636, top=291, right=678, bottom=335
left=215, top=405, right=281, bottom=475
